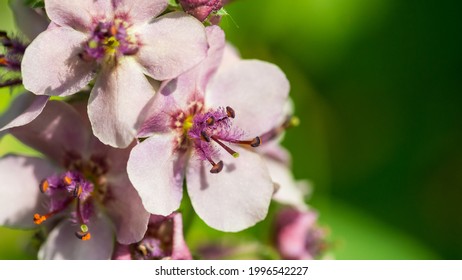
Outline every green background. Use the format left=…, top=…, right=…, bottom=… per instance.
left=1, top=0, right=460, bottom=259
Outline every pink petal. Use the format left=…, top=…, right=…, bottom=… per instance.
left=104, top=174, right=150, bottom=244
left=218, top=43, right=241, bottom=72
left=127, top=133, right=186, bottom=216
left=0, top=92, right=49, bottom=132
left=10, top=0, right=49, bottom=40
left=0, top=156, right=55, bottom=228
left=38, top=212, right=114, bottom=259
left=259, top=141, right=291, bottom=166
left=114, top=0, right=168, bottom=25
left=266, top=158, right=308, bottom=210
left=206, top=60, right=290, bottom=136
left=22, top=26, right=96, bottom=97
left=186, top=146, right=273, bottom=232
left=44, top=0, right=113, bottom=32
left=136, top=11, right=208, bottom=81
left=88, top=58, right=155, bottom=148
left=137, top=26, right=224, bottom=137
left=10, top=101, right=90, bottom=166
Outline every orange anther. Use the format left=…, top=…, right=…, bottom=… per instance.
left=33, top=213, right=46, bottom=225
left=63, top=176, right=72, bottom=185
left=39, top=180, right=49, bottom=193
left=82, top=233, right=91, bottom=241
left=110, top=25, right=117, bottom=36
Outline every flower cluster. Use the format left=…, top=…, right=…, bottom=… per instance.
left=0, top=0, right=328, bottom=259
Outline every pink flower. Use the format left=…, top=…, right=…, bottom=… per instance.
left=21, top=0, right=209, bottom=148
left=275, top=208, right=327, bottom=260
left=0, top=101, right=150, bottom=259
left=179, top=0, right=223, bottom=22
left=128, top=26, right=290, bottom=232
left=113, top=213, right=192, bottom=260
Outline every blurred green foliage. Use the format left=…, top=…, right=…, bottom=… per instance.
left=1, top=0, right=460, bottom=259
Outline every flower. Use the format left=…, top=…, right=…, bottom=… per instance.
left=0, top=100, right=150, bottom=259
left=179, top=0, right=223, bottom=22
left=128, top=26, right=290, bottom=232
left=21, top=0, right=209, bottom=148
left=274, top=208, right=327, bottom=260
left=113, top=213, right=191, bottom=260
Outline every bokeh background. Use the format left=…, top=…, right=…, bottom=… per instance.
left=0, top=0, right=460, bottom=259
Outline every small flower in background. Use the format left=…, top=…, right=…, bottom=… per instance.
left=113, top=213, right=192, bottom=260
left=274, top=208, right=328, bottom=260
left=0, top=101, right=150, bottom=259
left=178, top=0, right=223, bottom=22
left=128, top=26, right=290, bottom=232
left=21, top=0, right=209, bottom=148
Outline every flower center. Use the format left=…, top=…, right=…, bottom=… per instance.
left=33, top=156, right=109, bottom=241
left=79, top=18, right=139, bottom=63
left=172, top=103, right=261, bottom=174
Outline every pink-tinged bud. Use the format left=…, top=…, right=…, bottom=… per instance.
left=179, top=0, right=224, bottom=22
left=275, top=208, right=328, bottom=260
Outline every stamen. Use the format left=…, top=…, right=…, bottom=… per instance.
left=206, top=116, right=215, bottom=126
left=260, top=116, right=300, bottom=143
left=73, top=183, right=83, bottom=198
left=210, top=160, right=224, bottom=174
left=226, top=106, right=235, bottom=118
left=250, top=136, right=261, bottom=147
left=39, top=179, right=49, bottom=193
left=33, top=213, right=47, bottom=225
left=32, top=197, right=73, bottom=225
left=235, top=136, right=261, bottom=147
left=138, top=244, right=148, bottom=257
left=75, top=223, right=92, bottom=241
left=75, top=231, right=91, bottom=241
left=63, top=176, right=72, bottom=185
left=211, top=136, right=239, bottom=158
left=200, top=130, right=210, bottom=142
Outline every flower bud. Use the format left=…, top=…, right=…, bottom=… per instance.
left=179, top=0, right=224, bottom=22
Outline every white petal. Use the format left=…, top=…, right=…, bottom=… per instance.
left=38, top=212, right=114, bottom=260
left=88, top=58, right=155, bottom=148
left=186, top=146, right=273, bottom=232
left=0, top=156, right=55, bottom=228
left=206, top=60, right=290, bottom=136
left=105, top=174, right=150, bottom=244
left=127, top=133, right=186, bottom=216
left=0, top=92, right=48, bottom=132
left=45, top=0, right=113, bottom=32
left=266, top=158, right=308, bottom=210
left=22, top=27, right=96, bottom=96
left=114, top=0, right=168, bottom=25
left=136, top=11, right=208, bottom=80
